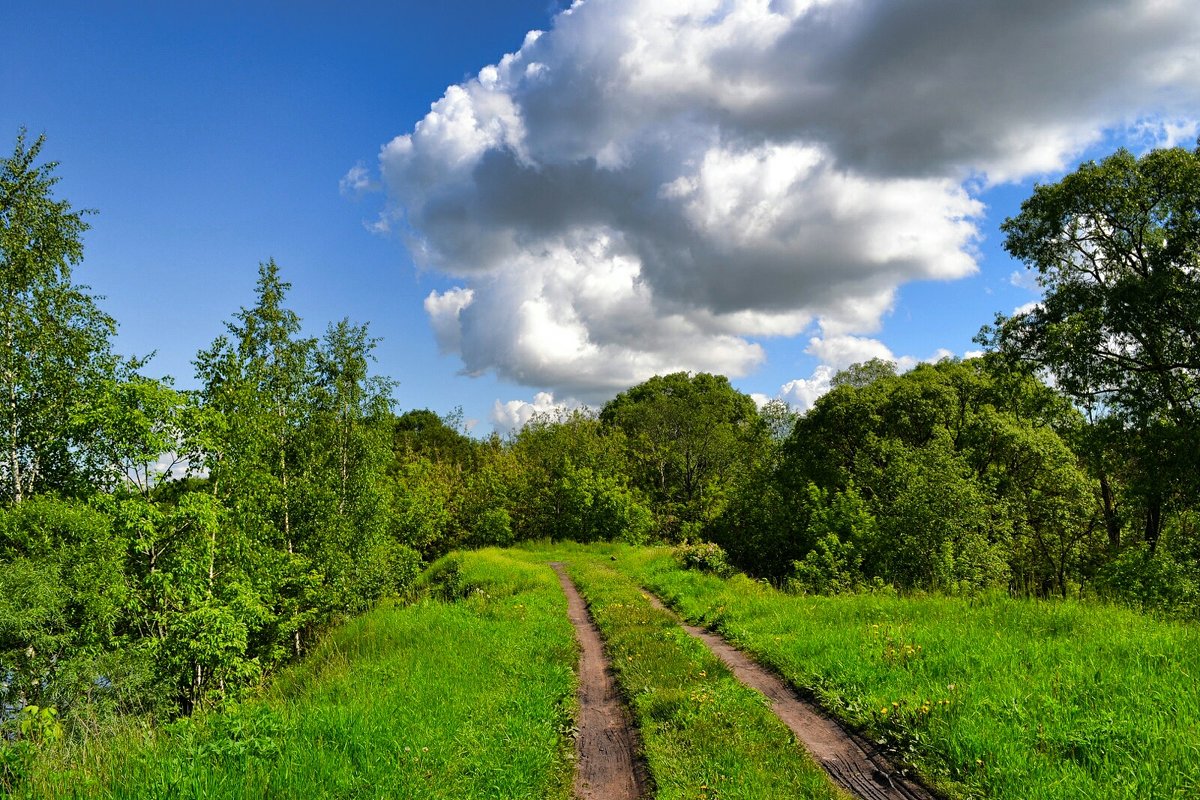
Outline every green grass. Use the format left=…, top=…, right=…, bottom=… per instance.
left=516, top=544, right=847, bottom=800
left=16, top=549, right=577, bottom=799
left=606, top=544, right=1200, bottom=800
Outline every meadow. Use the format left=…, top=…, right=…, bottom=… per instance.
left=11, top=543, right=1200, bottom=799
left=609, top=545, right=1200, bottom=800
left=10, top=549, right=577, bottom=799
left=521, top=547, right=847, bottom=799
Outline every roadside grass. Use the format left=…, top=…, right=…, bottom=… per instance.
left=607, top=544, right=1200, bottom=800
left=517, top=544, right=847, bottom=800
left=14, top=549, right=576, bottom=799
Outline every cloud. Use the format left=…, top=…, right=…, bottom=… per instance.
left=1013, top=300, right=1041, bottom=316
left=339, top=162, right=378, bottom=196
left=1009, top=269, right=1040, bottom=292
left=778, top=365, right=836, bottom=412
left=365, top=0, right=1200, bottom=398
left=772, top=342, right=962, bottom=412
left=490, top=391, right=579, bottom=434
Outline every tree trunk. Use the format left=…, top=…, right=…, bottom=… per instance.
left=207, top=526, right=216, bottom=601
left=1099, top=472, right=1120, bottom=550
left=281, top=445, right=291, bottom=548
left=1145, top=498, right=1162, bottom=555
left=5, top=314, right=21, bottom=503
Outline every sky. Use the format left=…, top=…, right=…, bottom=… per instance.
left=4, top=0, right=1198, bottom=434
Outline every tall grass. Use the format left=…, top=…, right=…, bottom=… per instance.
left=613, top=545, right=1200, bottom=800
left=15, top=549, right=577, bottom=799
left=518, top=544, right=847, bottom=799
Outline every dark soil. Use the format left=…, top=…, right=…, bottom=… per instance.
left=551, top=563, right=649, bottom=800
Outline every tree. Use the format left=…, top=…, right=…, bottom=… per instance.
left=194, top=260, right=319, bottom=658
left=0, top=129, right=117, bottom=503
left=600, top=372, right=765, bottom=535
left=982, top=145, right=1200, bottom=551
left=732, top=358, right=1092, bottom=592
left=75, top=369, right=190, bottom=496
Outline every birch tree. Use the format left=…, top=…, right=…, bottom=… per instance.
left=0, top=129, right=115, bottom=504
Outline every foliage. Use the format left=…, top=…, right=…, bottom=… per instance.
left=716, top=357, right=1094, bottom=595
left=10, top=550, right=577, bottom=799
left=672, top=540, right=734, bottom=577
left=0, top=129, right=119, bottom=503
left=983, top=144, right=1200, bottom=553
left=1095, top=544, right=1200, bottom=619
left=0, top=497, right=129, bottom=719
left=601, top=372, right=768, bottom=536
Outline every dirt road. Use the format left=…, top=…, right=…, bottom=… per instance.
left=551, top=563, right=648, bottom=800
left=642, top=590, right=940, bottom=800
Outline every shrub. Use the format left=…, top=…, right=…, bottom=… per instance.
left=418, top=555, right=466, bottom=601
left=673, top=541, right=734, bottom=577
left=1096, top=545, right=1200, bottom=619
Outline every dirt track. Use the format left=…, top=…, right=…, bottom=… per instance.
left=642, top=591, right=939, bottom=800
left=551, top=563, right=648, bottom=800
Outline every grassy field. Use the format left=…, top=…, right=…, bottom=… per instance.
left=605, top=544, right=1200, bottom=800
left=13, top=549, right=577, bottom=799
left=518, top=545, right=847, bottom=800
left=14, top=542, right=1199, bottom=799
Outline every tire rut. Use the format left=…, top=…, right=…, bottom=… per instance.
left=641, top=590, right=940, bottom=800
left=551, top=563, right=649, bottom=800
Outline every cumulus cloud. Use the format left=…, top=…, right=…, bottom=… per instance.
left=490, top=391, right=580, bottom=435
left=1013, top=300, right=1042, bottom=316
left=364, top=0, right=1200, bottom=399
left=769, top=341, right=962, bottom=412
left=778, top=365, right=836, bottom=412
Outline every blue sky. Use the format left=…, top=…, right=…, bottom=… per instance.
left=5, top=1, right=1197, bottom=433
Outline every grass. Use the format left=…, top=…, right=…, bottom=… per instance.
left=516, top=543, right=847, bottom=800
left=18, top=540, right=1194, bottom=799
left=607, top=544, right=1200, bottom=800
left=15, top=549, right=577, bottom=799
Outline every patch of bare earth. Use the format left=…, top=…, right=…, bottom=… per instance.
left=551, top=563, right=648, bottom=800
left=642, top=591, right=940, bottom=800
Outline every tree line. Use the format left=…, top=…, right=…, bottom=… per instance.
left=3, top=129, right=1199, bottom=745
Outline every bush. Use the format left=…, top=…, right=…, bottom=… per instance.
left=1096, top=545, right=1200, bottom=619
left=788, top=533, right=861, bottom=595
left=471, top=508, right=514, bottom=547
left=673, top=541, right=734, bottom=577
left=418, top=555, right=466, bottom=601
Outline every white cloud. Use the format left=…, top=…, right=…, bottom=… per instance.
left=1013, top=301, right=1042, bottom=316
left=364, top=0, right=1200, bottom=399
left=1009, top=269, right=1041, bottom=292
left=778, top=365, right=836, bottom=412
left=424, top=287, right=475, bottom=355
left=772, top=344, right=962, bottom=412
left=490, top=391, right=579, bottom=435
left=339, top=162, right=377, bottom=196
